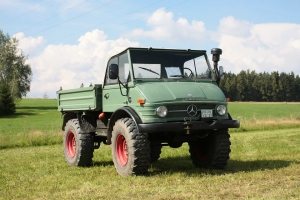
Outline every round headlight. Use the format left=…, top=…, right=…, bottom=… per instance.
left=216, top=105, right=226, bottom=116
left=156, top=106, right=168, bottom=118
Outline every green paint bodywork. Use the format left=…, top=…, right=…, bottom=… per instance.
left=57, top=84, right=102, bottom=111
left=57, top=47, right=229, bottom=124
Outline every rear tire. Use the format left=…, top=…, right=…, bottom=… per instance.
left=112, top=118, right=150, bottom=176
left=188, top=129, right=231, bottom=169
left=63, top=119, right=94, bottom=167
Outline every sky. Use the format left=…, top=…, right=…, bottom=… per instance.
left=1, top=0, right=300, bottom=98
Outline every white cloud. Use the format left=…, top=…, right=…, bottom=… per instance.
left=126, top=8, right=210, bottom=43
left=218, top=16, right=252, bottom=38
left=24, top=29, right=140, bottom=98
left=13, top=32, right=45, bottom=56
left=218, top=17, right=300, bottom=75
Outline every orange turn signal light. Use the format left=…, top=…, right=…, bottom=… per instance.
left=137, top=99, right=145, bottom=104
left=98, top=112, right=105, bottom=119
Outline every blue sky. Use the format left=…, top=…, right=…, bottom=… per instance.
left=1, top=0, right=300, bottom=98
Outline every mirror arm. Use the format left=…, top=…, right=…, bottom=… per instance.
left=214, top=64, right=221, bottom=86
left=109, top=70, right=128, bottom=96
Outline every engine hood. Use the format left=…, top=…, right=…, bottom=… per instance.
left=135, top=82, right=226, bottom=103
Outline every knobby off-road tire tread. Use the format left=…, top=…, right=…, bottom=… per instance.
left=189, top=130, right=231, bottom=169
left=63, top=119, right=94, bottom=167
left=150, top=144, right=162, bottom=162
left=112, top=118, right=150, bottom=176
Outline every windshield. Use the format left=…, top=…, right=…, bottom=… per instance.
left=130, top=50, right=212, bottom=80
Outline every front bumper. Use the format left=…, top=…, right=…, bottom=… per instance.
left=138, top=120, right=240, bottom=133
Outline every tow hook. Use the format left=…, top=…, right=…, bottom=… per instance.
left=183, top=117, right=192, bottom=134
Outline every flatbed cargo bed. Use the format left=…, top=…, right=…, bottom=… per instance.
left=57, top=84, right=102, bottom=111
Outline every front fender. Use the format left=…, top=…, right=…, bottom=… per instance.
left=106, top=107, right=142, bottom=144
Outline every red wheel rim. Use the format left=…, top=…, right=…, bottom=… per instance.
left=116, top=134, right=128, bottom=166
left=195, top=146, right=206, bottom=160
left=66, top=131, right=76, bottom=158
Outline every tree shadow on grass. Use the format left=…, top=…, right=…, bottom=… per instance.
left=17, top=106, right=57, bottom=110
left=0, top=106, right=58, bottom=118
left=0, top=112, right=37, bottom=118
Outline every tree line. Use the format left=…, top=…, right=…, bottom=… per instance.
left=219, top=70, right=300, bottom=102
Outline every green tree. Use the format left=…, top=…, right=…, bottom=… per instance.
left=252, top=73, right=262, bottom=101
left=288, top=72, right=295, bottom=101
left=295, top=75, right=300, bottom=101
left=236, top=70, right=247, bottom=101
left=0, top=30, right=32, bottom=100
left=0, top=83, right=16, bottom=115
left=278, top=72, right=293, bottom=102
left=270, top=71, right=279, bottom=101
left=261, top=72, right=273, bottom=101
left=222, top=72, right=237, bottom=101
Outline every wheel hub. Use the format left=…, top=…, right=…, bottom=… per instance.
left=66, top=131, right=76, bottom=158
left=116, top=134, right=128, bottom=166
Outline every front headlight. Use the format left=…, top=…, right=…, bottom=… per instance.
left=156, top=106, right=168, bottom=117
left=216, top=105, right=226, bottom=116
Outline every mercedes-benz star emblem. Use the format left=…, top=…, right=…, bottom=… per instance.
left=187, top=104, right=197, bottom=117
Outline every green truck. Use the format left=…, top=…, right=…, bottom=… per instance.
left=57, top=47, right=240, bottom=176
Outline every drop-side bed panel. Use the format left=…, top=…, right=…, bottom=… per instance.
left=57, top=84, right=102, bottom=111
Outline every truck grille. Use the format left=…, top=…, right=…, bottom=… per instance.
left=167, top=104, right=215, bottom=118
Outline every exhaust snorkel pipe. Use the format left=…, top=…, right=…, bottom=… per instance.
left=211, top=48, right=222, bottom=86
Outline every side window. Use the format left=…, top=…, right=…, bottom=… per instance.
left=105, top=53, right=129, bottom=85
left=105, top=57, right=118, bottom=85
left=118, top=53, right=129, bottom=82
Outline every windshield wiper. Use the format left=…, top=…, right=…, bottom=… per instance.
left=138, top=67, right=159, bottom=76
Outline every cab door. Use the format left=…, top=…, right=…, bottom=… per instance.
left=102, top=52, right=130, bottom=112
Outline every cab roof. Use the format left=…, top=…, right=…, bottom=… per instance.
left=110, top=47, right=207, bottom=59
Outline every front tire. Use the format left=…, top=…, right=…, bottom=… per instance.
left=112, top=118, right=150, bottom=176
left=188, top=129, right=231, bottom=169
left=63, top=119, right=94, bottom=167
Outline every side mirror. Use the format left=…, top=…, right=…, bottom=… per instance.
left=109, top=64, right=118, bottom=79
left=219, top=66, right=224, bottom=79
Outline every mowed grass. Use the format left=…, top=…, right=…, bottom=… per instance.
left=1, top=98, right=60, bottom=132
left=0, top=99, right=300, bottom=199
left=0, top=128, right=299, bottom=199
left=0, top=99, right=62, bottom=149
left=228, top=102, right=300, bottom=132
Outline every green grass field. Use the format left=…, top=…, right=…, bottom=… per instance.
left=0, top=99, right=300, bottom=199
left=0, top=129, right=299, bottom=199
left=0, top=98, right=61, bottom=134
left=0, top=99, right=62, bottom=149
left=229, top=102, right=300, bottom=132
